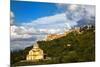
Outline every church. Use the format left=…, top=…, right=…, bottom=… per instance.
left=26, top=43, right=44, bottom=61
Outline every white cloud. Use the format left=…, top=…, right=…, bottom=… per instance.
left=68, top=4, right=78, bottom=11
left=10, top=11, right=14, bottom=25
left=22, top=13, right=77, bottom=31
left=57, top=4, right=95, bottom=25
left=11, top=25, right=38, bottom=39
left=11, top=11, right=14, bottom=18
left=23, top=13, right=67, bottom=25
left=84, top=5, right=95, bottom=18
left=39, top=29, right=63, bottom=34
left=10, top=25, right=44, bottom=51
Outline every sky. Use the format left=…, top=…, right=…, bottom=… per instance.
left=10, top=0, right=95, bottom=51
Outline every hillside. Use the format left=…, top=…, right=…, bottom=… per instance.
left=11, top=26, right=95, bottom=66
left=38, top=28, right=95, bottom=63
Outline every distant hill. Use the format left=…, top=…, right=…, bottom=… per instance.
left=11, top=26, right=95, bottom=66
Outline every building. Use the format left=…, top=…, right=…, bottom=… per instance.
left=46, top=33, right=66, bottom=41
left=45, top=27, right=82, bottom=41
left=26, top=43, right=44, bottom=61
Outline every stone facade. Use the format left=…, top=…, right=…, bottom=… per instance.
left=46, top=33, right=66, bottom=41
left=26, top=43, right=44, bottom=61
left=45, top=27, right=81, bottom=41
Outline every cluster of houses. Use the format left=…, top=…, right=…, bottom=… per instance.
left=45, top=24, right=95, bottom=41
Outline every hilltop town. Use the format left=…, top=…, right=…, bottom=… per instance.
left=45, top=24, right=94, bottom=41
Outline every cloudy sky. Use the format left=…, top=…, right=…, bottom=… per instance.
left=10, top=1, right=95, bottom=51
